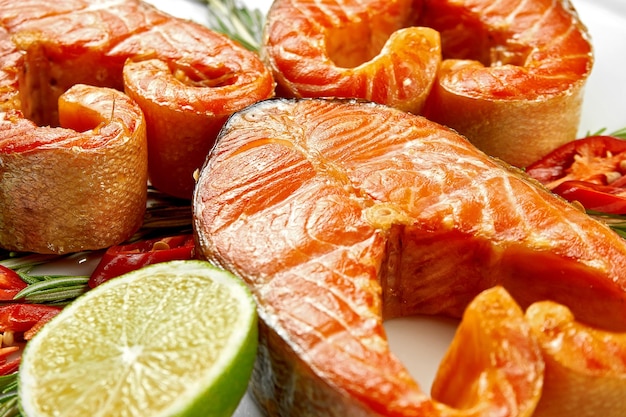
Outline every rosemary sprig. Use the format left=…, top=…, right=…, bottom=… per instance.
left=0, top=391, right=18, bottom=416
left=0, top=371, right=18, bottom=417
left=13, top=275, right=89, bottom=305
left=0, top=396, right=18, bottom=417
left=204, top=0, right=265, bottom=52
left=0, top=253, right=62, bottom=271
left=0, top=254, right=91, bottom=304
left=585, top=126, right=626, bottom=139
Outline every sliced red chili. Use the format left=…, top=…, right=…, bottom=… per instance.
left=0, top=357, right=20, bottom=376
left=526, top=135, right=626, bottom=185
left=88, top=234, right=196, bottom=288
left=23, top=309, right=62, bottom=340
left=526, top=135, right=626, bottom=214
left=0, top=265, right=27, bottom=301
left=0, top=304, right=61, bottom=335
left=0, top=346, right=20, bottom=376
left=552, top=181, right=626, bottom=214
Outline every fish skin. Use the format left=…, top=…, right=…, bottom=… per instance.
left=193, top=98, right=626, bottom=416
left=263, top=0, right=593, bottom=168
left=0, top=0, right=274, bottom=201
left=419, top=0, right=593, bottom=167
left=526, top=301, right=626, bottom=417
left=0, top=84, right=148, bottom=254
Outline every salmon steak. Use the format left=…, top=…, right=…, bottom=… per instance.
left=262, top=0, right=593, bottom=168
left=0, top=0, right=274, bottom=207
left=0, top=82, right=148, bottom=254
left=262, top=0, right=441, bottom=114
left=193, top=98, right=626, bottom=416
left=0, top=0, right=274, bottom=253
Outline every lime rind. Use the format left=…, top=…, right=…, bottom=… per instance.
left=18, top=260, right=258, bottom=417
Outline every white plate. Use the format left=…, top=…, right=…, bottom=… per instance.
left=38, top=0, right=626, bottom=415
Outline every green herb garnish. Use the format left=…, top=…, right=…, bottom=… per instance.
left=204, top=0, right=265, bottom=52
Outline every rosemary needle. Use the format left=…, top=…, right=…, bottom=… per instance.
left=204, top=0, right=265, bottom=52
left=13, top=276, right=89, bottom=304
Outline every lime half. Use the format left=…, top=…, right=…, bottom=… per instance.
left=18, top=260, right=258, bottom=417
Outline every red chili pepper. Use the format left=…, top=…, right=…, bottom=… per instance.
left=552, top=181, right=626, bottom=214
left=0, top=306, right=57, bottom=375
left=0, top=358, right=20, bottom=376
left=0, top=304, right=61, bottom=337
left=88, top=234, right=196, bottom=288
left=526, top=135, right=626, bottom=214
left=0, top=346, right=20, bottom=376
left=0, top=265, right=27, bottom=301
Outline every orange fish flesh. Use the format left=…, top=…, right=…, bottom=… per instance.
left=0, top=0, right=274, bottom=201
left=263, top=0, right=593, bottom=168
left=431, top=286, right=543, bottom=417
left=193, top=98, right=626, bottom=416
left=262, top=0, right=441, bottom=114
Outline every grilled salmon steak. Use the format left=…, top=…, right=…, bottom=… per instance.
left=193, top=98, right=626, bottom=416
left=0, top=84, right=147, bottom=254
left=420, top=0, right=593, bottom=167
left=0, top=0, right=274, bottom=202
left=263, top=0, right=593, bottom=168
left=263, top=0, right=441, bottom=114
